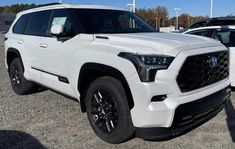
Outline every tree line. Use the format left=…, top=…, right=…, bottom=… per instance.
left=0, top=4, right=208, bottom=28
left=0, top=4, right=37, bottom=13
left=136, top=6, right=208, bottom=29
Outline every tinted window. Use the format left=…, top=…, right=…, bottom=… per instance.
left=188, top=29, right=212, bottom=37
left=230, top=31, right=235, bottom=47
left=189, top=19, right=235, bottom=29
left=189, top=21, right=211, bottom=29
left=213, top=29, right=235, bottom=47
left=212, top=20, right=235, bottom=26
left=24, top=10, right=51, bottom=36
left=13, top=14, right=30, bottom=34
left=73, top=9, right=156, bottom=34
left=49, top=9, right=76, bottom=37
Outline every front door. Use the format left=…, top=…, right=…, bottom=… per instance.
left=39, top=9, right=78, bottom=97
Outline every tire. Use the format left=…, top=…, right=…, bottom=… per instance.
left=85, top=76, right=135, bottom=143
left=9, top=58, right=34, bottom=95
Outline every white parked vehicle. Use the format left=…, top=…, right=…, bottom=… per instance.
left=184, top=26, right=235, bottom=87
left=4, top=3, right=231, bottom=143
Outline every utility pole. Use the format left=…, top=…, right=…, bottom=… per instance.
left=174, top=8, right=180, bottom=30
left=210, top=0, right=214, bottom=18
left=133, top=0, right=136, bottom=13
left=127, top=0, right=136, bottom=13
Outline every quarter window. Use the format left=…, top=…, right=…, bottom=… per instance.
left=13, top=14, right=30, bottom=34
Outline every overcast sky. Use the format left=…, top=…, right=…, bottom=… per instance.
left=1, top=0, right=234, bottom=17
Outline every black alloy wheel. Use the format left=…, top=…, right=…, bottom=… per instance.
left=9, top=58, right=33, bottom=95
left=90, top=89, right=118, bottom=134
left=86, top=76, right=134, bottom=143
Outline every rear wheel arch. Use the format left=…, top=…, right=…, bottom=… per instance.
left=6, top=48, right=24, bottom=71
left=78, top=63, right=134, bottom=112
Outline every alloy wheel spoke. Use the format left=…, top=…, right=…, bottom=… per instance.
left=105, top=119, right=112, bottom=132
left=91, top=89, right=118, bottom=134
left=110, top=120, right=115, bottom=128
left=94, top=93, right=102, bottom=105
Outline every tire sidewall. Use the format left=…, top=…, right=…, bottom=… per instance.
left=9, top=58, right=31, bottom=95
left=86, top=77, right=133, bottom=143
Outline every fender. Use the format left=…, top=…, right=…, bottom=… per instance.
left=78, top=62, right=134, bottom=112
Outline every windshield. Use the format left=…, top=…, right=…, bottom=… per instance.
left=73, top=9, right=156, bottom=34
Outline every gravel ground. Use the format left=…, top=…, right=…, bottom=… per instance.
left=0, top=35, right=235, bottom=149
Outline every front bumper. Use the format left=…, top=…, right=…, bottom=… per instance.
left=128, top=47, right=230, bottom=128
left=135, top=86, right=230, bottom=140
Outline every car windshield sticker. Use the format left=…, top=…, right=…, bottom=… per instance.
left=52, top=17, right=67, bottom=26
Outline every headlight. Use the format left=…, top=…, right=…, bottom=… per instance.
left=118, top=52, right=174, bottom=82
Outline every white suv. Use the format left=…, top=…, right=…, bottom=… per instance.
left=4, top=3, right=231, bottom=143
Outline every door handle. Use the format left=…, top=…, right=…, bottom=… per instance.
left=17, top=41, right=23, bottom=44
left=39, top=43, right=48, bottom=48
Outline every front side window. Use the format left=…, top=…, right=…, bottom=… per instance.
left=48, top=9, right=76, bottom=37
left=73, top=9, right=156, bottom=34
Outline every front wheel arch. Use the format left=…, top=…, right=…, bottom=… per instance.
left=77, top=63, right=134, bottom=112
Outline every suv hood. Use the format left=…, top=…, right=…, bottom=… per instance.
left=93, top=32, right=222, bottom=56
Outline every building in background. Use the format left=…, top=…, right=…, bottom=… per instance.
left=0, top=13, right=16, bottom=32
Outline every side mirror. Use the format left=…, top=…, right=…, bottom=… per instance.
left=50, top=25, right=64, bottom=36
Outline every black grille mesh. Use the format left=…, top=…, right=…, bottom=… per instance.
left=177, top=51, right=229, bottom=92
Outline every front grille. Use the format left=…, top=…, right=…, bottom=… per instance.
left=177, top=51, right=229, bottom=92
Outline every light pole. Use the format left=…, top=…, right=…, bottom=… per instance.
left=174, top=8, right=180, bottom=30
left=155, top=17, right=158, bottom=29
left=127, top=0, right=136, bottom=13
left=210, top=0, right=214, bottom=18
left=188, top=16, right=190, bottom=27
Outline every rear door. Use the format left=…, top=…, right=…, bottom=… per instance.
left=22, top=10, right=51, bottom=82
left=9, top=14, right=30, bottom=75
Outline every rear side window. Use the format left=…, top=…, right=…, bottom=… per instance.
left=13, top=14, right=30, bottom=34
left=24, top=10, right=51, bottom=36
left=213, top=29, right=235, bottom=47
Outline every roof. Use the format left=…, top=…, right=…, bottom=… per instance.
left=17, top=3, right=126, bottom=16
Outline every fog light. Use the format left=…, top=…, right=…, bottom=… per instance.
left=151, top=95, right=167, bottom=102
